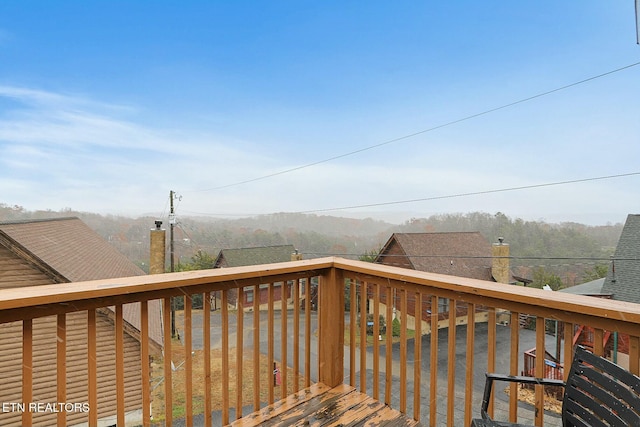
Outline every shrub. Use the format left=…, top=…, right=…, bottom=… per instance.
left=392, top=317, right=401, bottom=337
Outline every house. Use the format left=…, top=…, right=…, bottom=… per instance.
left=568, top=214, right=640, bottom=369
left=373, top=232, right=519, bottom=330
left=2, top=249, right=639, bottom=426
left=601, top=214, right=640, bottom=303
left=0, top=217, right=163, bottom=427
left=214, top=244, right=304, bottom=309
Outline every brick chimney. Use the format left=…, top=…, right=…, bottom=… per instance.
left=149, top=220, right=166, bottom=274
left=492, top=237, right=510, bottom=284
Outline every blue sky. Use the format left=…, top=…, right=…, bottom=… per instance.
left=0, top=2, right=639, bottom=225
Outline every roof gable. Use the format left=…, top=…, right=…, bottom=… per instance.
left=214, top=245, right=296, bottom=268
left=0, top=217, right=145, bottom=282
left=0, top=217, right=162, bottom=348
left=601, top=214, right=640, bottom=304
left=0, top=245, right=54, bottom=289
left=376, top=232, right=493, bottom=281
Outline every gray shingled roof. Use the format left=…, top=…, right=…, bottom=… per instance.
left=560, top=278, right=608, bottom=296
left=375, top=232, right=494, bottom=281
left=214, top=244, right=296, bottom=268
left=601, top=214, right=640, bottom=304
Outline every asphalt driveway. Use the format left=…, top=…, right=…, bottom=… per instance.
left=174, top=310, right=562, bottom=426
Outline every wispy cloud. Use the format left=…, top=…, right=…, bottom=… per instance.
left=0, top=84, right=637, bottom=224
left=0, top=85, right=285, bottom=215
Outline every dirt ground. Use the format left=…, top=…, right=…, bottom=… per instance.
left=504, top=386, right=563, bottom=414
left=151, top=332, right=305, bottom=422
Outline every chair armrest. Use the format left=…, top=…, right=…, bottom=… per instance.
left=486, top=373, right=565, bottom=387
left=480, top=373, right=565, bottom=419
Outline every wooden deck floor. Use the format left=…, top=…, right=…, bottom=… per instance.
left=229, top=383, right=422, bottom=427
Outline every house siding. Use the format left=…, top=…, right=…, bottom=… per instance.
left=376, top=241, right=412, bottom=269
left=372, top=233, right=497, bottom=327
left=0, top=311, right=143, bottom=427
left=0, top=246, right=54, bottom=289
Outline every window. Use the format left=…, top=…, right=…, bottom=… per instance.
left=438, top=297, right=449, bottom=313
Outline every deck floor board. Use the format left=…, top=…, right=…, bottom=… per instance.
left=228, top=383, right=421, bottom=427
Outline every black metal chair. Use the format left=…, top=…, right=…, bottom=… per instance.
left=471, top=345, right=640, bottom=427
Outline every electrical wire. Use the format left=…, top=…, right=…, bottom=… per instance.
left=185, top=61, right=640, bottom=194
left=300, top=252, right=637, bottom=262
left=295, top=171, right=640, bottom=214
left=178, top=171, right=640, bottom=218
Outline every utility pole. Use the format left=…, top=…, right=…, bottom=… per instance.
left=169, top=190, right=176, bottom=338
left=170, top=190, right=175, bottom=272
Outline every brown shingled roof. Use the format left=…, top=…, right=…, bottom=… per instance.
left=0, top=217, right=163, bottom=349
left=375, top=232, right=493, bottom=281
left=0, top=217, right=145, bottom=281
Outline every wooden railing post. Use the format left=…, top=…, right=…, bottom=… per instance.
left=318, top=267, right=344, bottom=387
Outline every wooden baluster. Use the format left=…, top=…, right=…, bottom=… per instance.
left=430, top=295, right=438, bottom=426
left=629, top=335, right=639, bottom=376
left=88, top=309, right=97, bottom=427
left=385, top=285, right=393, bottom=406
left=237, top=286, right=244, bottom=418
left=350, top=278, right=356, bottom=387
left=281, top=282, right=287, bottom=400
left=509, top=311, right=519, bottom=423
left=446, top=300, right=456, bottom=427
left=400, top=288, right=407, bottom=413
left=304, top=278, right=311, bottom=388
left=57, top=314, right=67, bottom=427
left=203, top=293, right=211, bottom=427
left=222, top=289, right=229, bottom=424
left=372, top=283, right=380, bottom=400
left=268, top=283, right=275, bottom=404
left=115, top=304, right=125, bottom=427
left=487, top=307, right=496, bottom=418
left=293, top=279, right=300, bottom=393
left=22, top=319, right=33, bottom=427
left=534, top=316, right=545, bottom=427
left=464, top=303, right=475, bottom=427
left=163, top=298, right=173, bottom=427
left=360, top=281, right=367, bottom=393
left=185, top=296, right=193, bottom=427
left=413, top=291, right=422, bottom=421
left=253, top=285, right=260, bottom=411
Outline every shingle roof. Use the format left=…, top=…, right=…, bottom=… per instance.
left=375, top=232, right=493, bottom=281
left=0, top=217, right=145, bottom=282
left=560, top=278, right=608, bottom=296
left=0, top=217, right=163, bottom=349
left=601, top=214, right=640, bottom=304
left=214, top=244, right=296, bottom=268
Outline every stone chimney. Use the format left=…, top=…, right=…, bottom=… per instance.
left=291, top=249, right=303, bottom=261
left=492, top=237, right=510, bottom=284
left=149, top=220, right=166, bottom=274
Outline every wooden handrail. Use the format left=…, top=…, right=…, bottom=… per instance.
left=1, top=257, right=638, bottom=330
left=1, top=257, right=639, bottom=427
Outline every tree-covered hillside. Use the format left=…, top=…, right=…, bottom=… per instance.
left=395, top=212, right=623, bottom=288
left=0, top=204, right=624, bottom=288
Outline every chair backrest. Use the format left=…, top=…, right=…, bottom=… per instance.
left=562, top=345, right=640, bottom=427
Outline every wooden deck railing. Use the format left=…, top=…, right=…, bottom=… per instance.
left=0, top=257, right=639, bottom=427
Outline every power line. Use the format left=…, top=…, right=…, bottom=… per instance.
left=177, top=171, right=640, bottom=217
left=295, top=171, right=640, bottom=214
left=186, top=61, right=640, bottom=194
left=301, top=252, right=638, bottom=262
